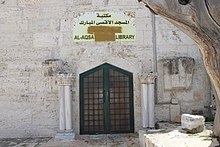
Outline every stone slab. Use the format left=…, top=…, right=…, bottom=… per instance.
left=181, top=114, right=205, bottom=133
left=55, top=130, right=75, bottom=140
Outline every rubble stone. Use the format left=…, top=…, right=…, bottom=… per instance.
left=181, top=114, right=205, bottom=133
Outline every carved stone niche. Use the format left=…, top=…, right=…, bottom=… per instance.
left=160, top=57, right=195, bottom=90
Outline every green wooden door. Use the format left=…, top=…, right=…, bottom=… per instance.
left=80, top=63, right=134, bottom=134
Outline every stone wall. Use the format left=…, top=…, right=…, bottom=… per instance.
left=155, top=17, right=211, bottom=122
left=0, top=0, right=211, bottom=137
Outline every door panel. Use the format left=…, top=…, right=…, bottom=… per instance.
left=109, top=68, right=131, bottom=132
left=82, top=69, right=105, bottom=133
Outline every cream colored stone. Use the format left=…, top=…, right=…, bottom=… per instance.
left=33, top=32, right=62, bottom=47
left=0, top=20, right=28, bottom=33
left=0, top=0, right=211, bottom=138
left=155, top=104, right=170, bottom=122
left=181, top=114, right=205, bottom=133
left=170, top=104, right=180, bottom=122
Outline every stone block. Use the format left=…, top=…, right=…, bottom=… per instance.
left=0, top=33, right=32, bottom=48
left=0, top=7, right=22, bottom=20
left=22, top=6, right=66, bottom=19
left=60, top=19, right=70, bottom=32
left=155, top=104, right=170, bottom=122
left=135, top=8, right=151, bottom=19
left=92, top=0, right=106, bottom=5
left=0, top=0, right=17, bottom=6
left=55, top=130, right=75, bottom=140
left=170, top=104, right=180, bottom=122
left=74, top=0, right=92, bottom=5
left=181, top=114, right=205, bottom=133
left=33, top=32, right=62, bottom=47
left=0, top=19, right=28, bottom=33
left=155, top=16, right=178, bottom=31
left=108, top=0, right=138, bottom=6
left=136, top=17, right=151, bottom=31
left=143, top=31, right=153, bottom=46
left=29, top=19, right=60, bottom=33
left=18, top=0, right=73, bottom=6
left=139, top=130, right=147, bottom=147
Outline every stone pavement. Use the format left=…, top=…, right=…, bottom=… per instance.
left=0, top=133, right=140, bottom=147
left=1, top=123, right=220, bottom=147
left=142, top=122, right=220, bottom=147
left=144, top=129, right=215, bottom=147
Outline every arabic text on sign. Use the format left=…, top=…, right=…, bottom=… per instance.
left=79, top=20, right=130, bottom=25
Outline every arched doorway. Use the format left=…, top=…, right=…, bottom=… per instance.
left=80, top=63, right=134, bottom=134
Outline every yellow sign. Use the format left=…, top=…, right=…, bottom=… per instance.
left=73, top=12, right=135, bottom=42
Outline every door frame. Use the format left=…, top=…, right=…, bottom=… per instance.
left=79, top=63, right=134, bottom=134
